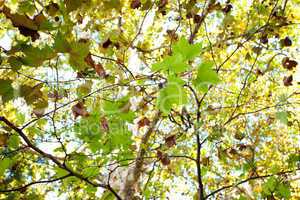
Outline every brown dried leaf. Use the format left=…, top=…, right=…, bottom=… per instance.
left=222, top=4, right=233, bottom=14
left=84, top=53, right=106, bottom=77
left=156, top=150, right=163, bottom=160
left=100, top=117, right=109, bottom=132
left=283, top=75, right=293, bottom=86
left=48, top=90, right=63, bottom=100
left=102, top=39, right=112, bottom=48
left=282, top=57, right=298, bottom=70
left=1, top=6, right=40, bottom=41
left=46, top=2, right=60, bottom=16
left=32, top=108, right=45, bottom=118
left=84, top=53, right=95, bottom=67
left=137, top=117, right=150, bottom=129
left=157, top=150, right=171, bottom=165
left=280, top=37, right=292, bottom=47
left=72, top=102, right=89, bottom=119
left=202, top=157, right=210, bottom=166
left=0, top=133, right=8, bottom=147
left=160, top=153, right=171, bottom=166
left=94, top=63, right=106, bottom=78
left=33, top=13, right=47, bottom=25
left=158, top=0, right=168, bottom=9
left=131, top=0, right=141, bottom=9
left=165, top=134, right=176, bottom=148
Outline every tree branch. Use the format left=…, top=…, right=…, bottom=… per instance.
left=0, top=116, right=122, bottom=200
left=0, top=174, right=71, bottom=193
left=205, top=168, right=300, bottom=199
left=122, top=111, right=161, bottom=200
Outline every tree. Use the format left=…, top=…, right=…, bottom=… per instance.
left=0, top=0, right=299, bottom=199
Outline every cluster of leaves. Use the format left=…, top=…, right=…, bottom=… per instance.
left=0, top=0, right=299, bottom=199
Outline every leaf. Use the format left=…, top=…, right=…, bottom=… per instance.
left=100, top=191, right=114, bottom=200
left=18, top=1, right=36, bottom=15
left=54, top=32, right=71, bottom=53
left=193, top=61, right=220, bottom=92
left=22, top=45, right=56, bottom=67
left=160, top=153, right=171, bottom=165
left=131, top=0, right=141, bottom=9
left=20, top=84, right=44, bottom=105
left=103, top=98, right=135, bottom=122
left=262, top=177, right=277, bottom=196
left=100, top=117, right=109, bottom=132
left=54, top=167, right=69, bottom=177
left=103, top=0, right=122, bottom=10
left=0, top=158, right=12, bottom=177
left=64, top=0, right=83, bottom=13
left=137, top=117, right=150, bottom=129
left=69, top=41, right=90, bottom=71
left=280, top=37, right=292, bottom=47
left=283, top=75, right=293, bottom=86
left=281, top=57, right=297, bottom=70
left=0, top=132, right=8, bottom=147
left=165, top=134, right=176, bottom=148
left=0, top=79, right=15, bottom=103
left=8, top=135, right=20, bottom=149
left=2, top=6, right=37, bottom=30
left=82, top=167, right=98, bottom=177
left=2, top=6, right=40, bottom=41
left=94, top=64, right=106, bottom=78
left=152, top=53, right=191, bottom=73
left=46, top=2, right=60, bottom=16
left=72, top=102, right=90, bottom=119
left=172, top=37, right=202, bottom=61
left=77, top=80, right=93, bottom=97
left=157, top=76, right=187, bottom=114
left=287, top=153, right=300, bottom=167
left=276, top=111, right=288, bottom=125
left=8, top=56, right=23, bottom=71
left=276, top=183, right=291, bottom=199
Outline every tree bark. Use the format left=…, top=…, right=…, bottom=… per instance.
left=122, top=111, right=160, bottom=199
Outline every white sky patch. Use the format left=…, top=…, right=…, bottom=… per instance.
left=0, top=32, right=13, bottom=50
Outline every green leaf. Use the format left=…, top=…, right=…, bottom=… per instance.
left=8, top=135, right=20, bottom=149
left=38, top=20, right=56, bottom=31
left=262, top=177, right=277, bottom=196
left=22, top=45, right=56, bottom=67
left=8, top=56, right=23, bottom=71
left=157, top=76, right=187, bottom=114
left=0, top=158, right=12, bottom=177
left=82, top=167, right=99, bottom=177
left=20, top=84, right=44, bottom=105
left=237, top=196, right=247, bottom=200
left=152, top=53, right=190, bottom=73
left=54, top=32, right=71, bottom=53
left=152, top=37, right=201, bottom=73
left=193, top=61, right=220, bottom=92
left=172, top=37, right=202, bottom=61
left=54, top=167, right=69, bottom=177
left=103, top=97, right=135, bottom=122
left=18, top=1, right=36, bottom=15
left=287, top=153, right=300, bottom=167
left=103, top=0, right=122, bottom=10
left=276, top=111, right=288, bottom=125
left=100, top=190, right=114, bottom=200
left=110, top=130, right=132, bottom=148
left=69, top=41, right=90, bottom=71
left=0, top=79, right=15, bottom=103
left=276, top=183, right=291, bottom=199
left=65, top=0, right=83, bottom=13
left=77, top=80, right=93, bottom=97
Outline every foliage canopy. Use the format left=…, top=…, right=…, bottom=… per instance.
left=0, top=0, right=299, bottom=199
